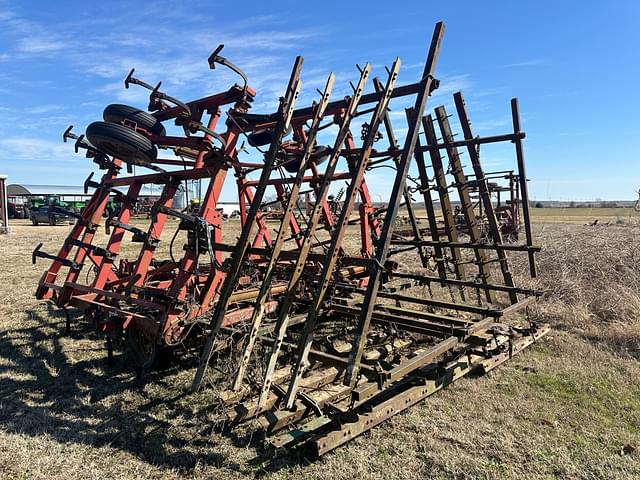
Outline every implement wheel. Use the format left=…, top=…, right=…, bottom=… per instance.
left=86, top=121, right=157, bottom=163
left=125, top=322, right=161, bottom=372
left=103, top=104, right=166, bottom=136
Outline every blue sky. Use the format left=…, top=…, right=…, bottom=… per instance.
left=0, top=0, right=638, bottom=201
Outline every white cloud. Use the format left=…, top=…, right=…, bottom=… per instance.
left=503, top=59, right=545, bottom=68
left=0, top=137, right=75, bottom=164
left=24, top=104, right=67, bottom=115
left=16, top=37, right=68, bottom=53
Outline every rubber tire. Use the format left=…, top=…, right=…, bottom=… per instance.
left=125, top=323, right=167, bottom=372
left=247, top=129, right=274, bottom=147
left=283, top=145, right=332, bottom=173
left=86, top=121, right=157, bottom=163
left=247, top=125, right=293, bottom=147
left=103, top=104, right=166, bottom=136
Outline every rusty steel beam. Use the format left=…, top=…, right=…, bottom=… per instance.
left=410, top=108, right=447, bottom=280
left=343, top=22, right=446, bottom=388
left=422, top=114, right=467, bottom=299
left=192, top=56, right=304, bottom=392
left=389, top=238, right=541, bottom=252
left=453, top=91, right=517, bottom=303
left=310, top=325, right=549, bottom=456
left=389, top=270, right=541, bottom=296
left=256, top=63, right=372, bottom=409
left=283, top=58, right=401, bottom=408
left=434, top=105, right=496, bottom=303
left=231, top=73, right=336, bottom=391
left=511, top=98, right=537, bottom=277
left=416, top=131, right=525, bottom=152
left=373, top=77, right=429, bottom=268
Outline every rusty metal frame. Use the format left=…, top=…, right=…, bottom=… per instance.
left=192, top=56, right=304, bottom=390
left=255, top=63, right=372, bottom=408
left=229, top=73, right=336, bottom=391
left=32, top=20, right=546, bottom=458
left=282, top=57, right=402, bottom=408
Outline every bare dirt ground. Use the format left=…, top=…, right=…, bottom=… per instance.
left=0, top=211, right=639, bottom=479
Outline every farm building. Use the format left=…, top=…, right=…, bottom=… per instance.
left=217, top=202, right=241, bottom=216
left=7, top=184, right=164, bottom=203
left=6, top=183, right=189, bottom=218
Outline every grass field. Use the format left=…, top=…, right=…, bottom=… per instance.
left=530, top=207, right=638, bottom=224
left=0, top=210, right=639, bottom=479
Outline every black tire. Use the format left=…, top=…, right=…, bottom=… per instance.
left=103, top=104, right=166, bottom=136
left=247, top=125, right=293, bottom=147
left=283, top=145, right=332, bottom=173
left=248, top=129, right=274, bottom=147
left=125, top=322, right=164, bottom=372
left=86, top=121, right=157, bottom=163
left=31, top=217, right=38, bottom=226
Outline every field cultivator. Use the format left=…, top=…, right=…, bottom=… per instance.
left=33, top=22, right=548, bottom=456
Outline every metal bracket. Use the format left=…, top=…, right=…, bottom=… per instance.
left=124, top=68, right=191, bottom=117
left=64, top=238, right=116, bottom=260
left=83, top=173, right=128, bottom=202
left=64, top=125, right=115, bottom=170
left=32, top=243, right=82, bottom=269
left=208, top=44, right=249, bottom=93
left=151, top=204, right=196, bottom=225
left=107, top=219, right=159, bottom=248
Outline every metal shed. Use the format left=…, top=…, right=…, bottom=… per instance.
left=7, top=184, right=162, bottom=200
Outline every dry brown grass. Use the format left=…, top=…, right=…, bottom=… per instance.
left=0, top=214, right=639, bottom=479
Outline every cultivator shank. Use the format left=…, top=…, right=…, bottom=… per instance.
left=34, top=21, right=547, bottom=456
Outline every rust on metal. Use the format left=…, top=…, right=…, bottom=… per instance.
left=32, top=21, right=546, bottom=457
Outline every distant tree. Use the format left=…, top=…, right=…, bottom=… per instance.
left=569, top=201, right=576, bottom=208
left=535, top=201, right=544, bottom=208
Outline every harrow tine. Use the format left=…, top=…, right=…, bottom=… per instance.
left=63, top=125, right=77, bottom=142
left=343, top=21, right=445, bottom=387
left=256, top=62, right=372, bottom=409
left=283, top=57, right=401, bottom=408
left=64, top=238, right=116, bottom=260
left=192, top=56, right=304, bottom=392
left=231, top=72, right=336, bottom=391
left=32, top=243, right=81, bottom=270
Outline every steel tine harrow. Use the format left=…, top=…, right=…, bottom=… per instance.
left=192, top=56, right=304, bottom=391
left=256, top=63, right=372, bottom=408
left=32, top=20, right=548, bottom=457
left=230, top=72, right=336, bottom=391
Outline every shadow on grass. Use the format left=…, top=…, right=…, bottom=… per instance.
left=0, top=303, right=308, bottom=476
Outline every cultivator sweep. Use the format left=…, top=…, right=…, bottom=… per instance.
left=33, top=22, right=548, bottom=456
